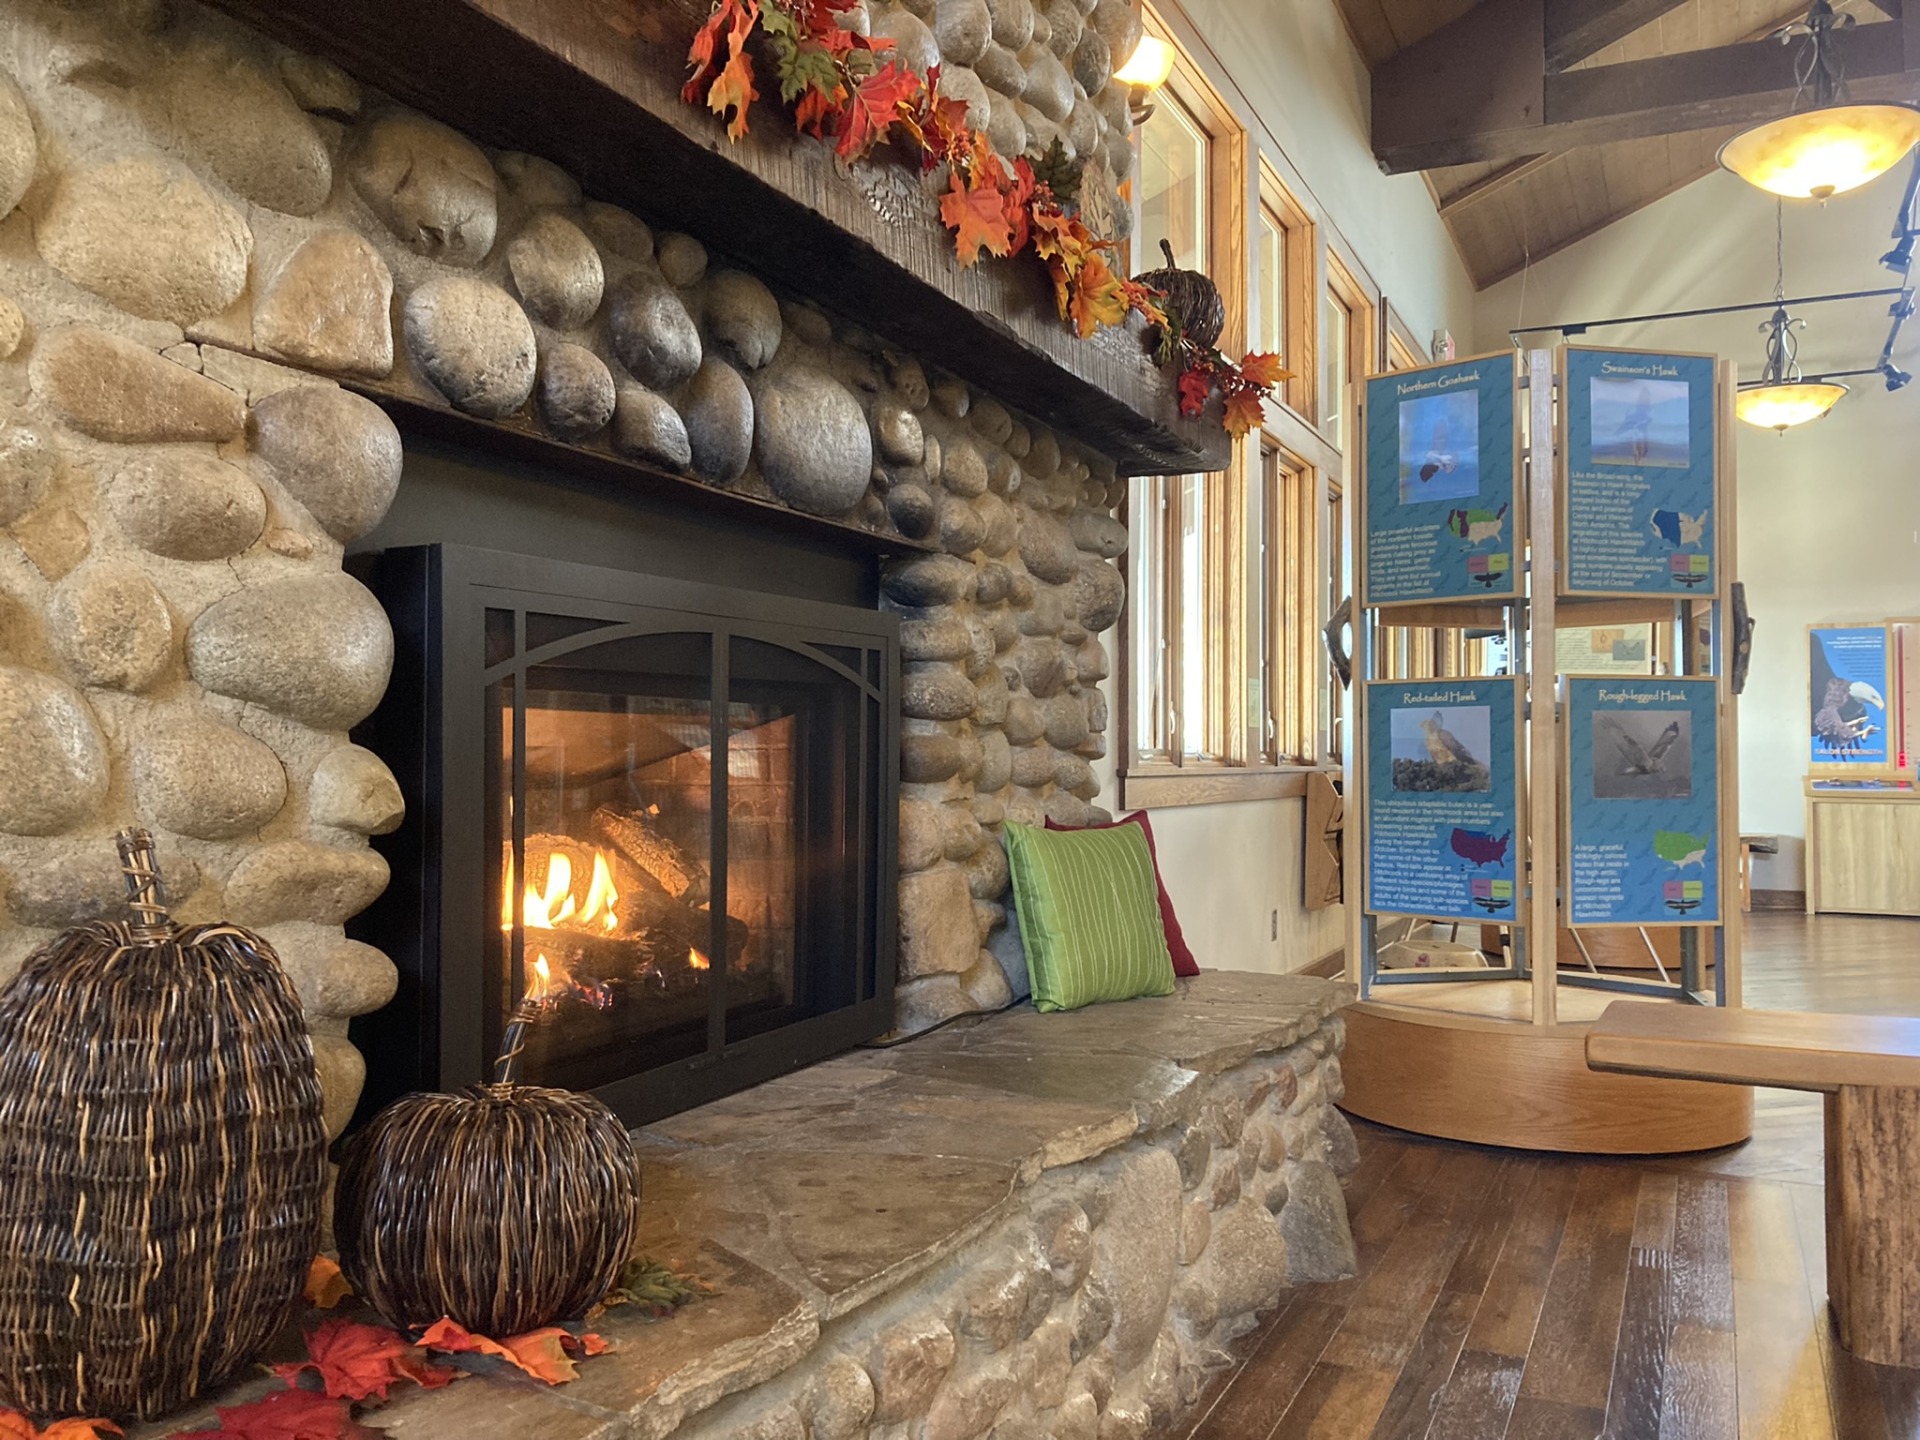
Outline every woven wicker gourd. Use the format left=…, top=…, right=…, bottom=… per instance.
left=0, top=829, right=328, bottom=1422
left=1134, top=237, right=1226, bottom=351
left=333, top=993, right=641, bottom=1337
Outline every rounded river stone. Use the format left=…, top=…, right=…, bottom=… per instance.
left=223, top=840, right=390, bottom=927
left=404, top=275, right=538, bottom=418
left=873, top=399, right=925, bottom=466
left=609, top=278, right=702, bottom=389
left=0, top=67, right=33, bottom=221
left=0, top=666, right=108, bottom=835
left=34, top=327, right=244, bottom=444
left=168, top=47, right=332, bottom=215
left=657, top=232, right=708, bottom=287
left=308, top=743, right=405, bottom=835
left=0, top=423, right=54, bottom=527
left=1072, top=28, right=1112, bottom=98
left=49, top=561, right=174, bottom=692
left=537, top=343, right=616, bottom=441
left=934, top=0, right=992, bottom=64
left=680, top=358, right=753, bottom=484
left=254, top=229, right=395, bottom=379
left=872, top=5, right=941, bottom=72
left=612, top=385, right=692, bottom=471
left=249, top=384, right=403, bottom=542
left=279, top=52, right=361, bottom=121
left=132, top=703, right=287, bottom=839
left=507, top=212, right=604, bottom=330
left=346, top=112, right=497, bottom=265
left=1023, top=46, right=1074, bottom=122
left=754, top=368, right=872, bottom=516
left=187, top=572, right=394, bottom=731
left=36, top=156, right=251, bottom=326
left=883, top=553, right=976, bottom=607
left=705, top=269, right=782, bottom=370
left=495, top=151, right=581, bottom=208
left=990, top=0, right=1034, bottom=49
left=887, top=483, right=937, bottom=538
left=1075, top=557, right=1125, bottom=632
left=1018, top=506, right=1080, bottom=583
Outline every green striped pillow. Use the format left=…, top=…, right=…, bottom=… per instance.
left=1003, top=819, right=1177, bottom=1013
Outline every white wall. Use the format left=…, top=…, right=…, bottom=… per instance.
left=1101, top=1, right=1475, bottom=973
left=1475, top=167, right=1920, bottom=890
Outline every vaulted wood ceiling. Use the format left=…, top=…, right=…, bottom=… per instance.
left=1333, top=0, right=1906, bottom=289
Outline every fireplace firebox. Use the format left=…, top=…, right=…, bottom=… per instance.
left=351, top=545, right=899, bottom=1126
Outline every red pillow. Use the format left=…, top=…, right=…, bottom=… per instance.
left=1044, top=810, right=1199, bottom=976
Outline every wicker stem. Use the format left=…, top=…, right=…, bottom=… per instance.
left=114, top=828, right=171, bottom=942
left=492, top=995, right=551, bottom=1086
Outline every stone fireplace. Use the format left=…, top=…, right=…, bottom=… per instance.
left=0, top=0, right=1225, bottom=1136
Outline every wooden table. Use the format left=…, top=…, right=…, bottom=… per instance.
left=1587, top=1001, right=1920, bottom=1367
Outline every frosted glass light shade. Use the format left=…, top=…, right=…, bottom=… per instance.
left=1114, top=36, right=1175, bottom=91
left=1719, top=103, right=1920, bottom=200
left=1734, top=380, right=1848, bottom=431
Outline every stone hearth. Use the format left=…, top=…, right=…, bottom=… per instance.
left=127, top=972, right=1356, bottom=1440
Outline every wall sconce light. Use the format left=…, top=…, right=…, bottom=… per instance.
left=1718, top=1, right=1920, bottom=201
left=1114, top=36, right=1175, bottom=128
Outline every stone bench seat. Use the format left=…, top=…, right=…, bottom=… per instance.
left=134, top=971, right=1356, bottom=1439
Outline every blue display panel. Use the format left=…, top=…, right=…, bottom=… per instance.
left=1809, top=625, right=1893, bottom=768
left=1565, top=676, right=1720, bottom=925
left=1365, top=676, right=1522, bottom=924
left=1563, top=347, right=1718, bottom=596
left=1362, top=353, right=1520, bottom=606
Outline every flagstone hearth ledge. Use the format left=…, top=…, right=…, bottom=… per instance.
left=132, top=971, right=1356, bottom=1440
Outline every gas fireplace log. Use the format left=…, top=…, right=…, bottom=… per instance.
left=591, top=806, right=709, bottom=905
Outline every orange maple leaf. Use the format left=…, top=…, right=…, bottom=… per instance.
left=0, top=1414, right=120, bottom=1440
left=1068, top=251, right=1129, bottom=338
left=418, top=1318, right=611, bottom=1386
left=1223, top=387, right=1267, bottom=438
left=303, top=1256, right=352, bottom=1311
left=205, top=1389, right=384, bottom=1440
left=1177, top=366, right=1214, bottom=418
left=941, top=166, right=1014, bottom=266
left=701, top=0, right=762, bottom=141
left=274, top=1320, right=423, bottom=1403
left=1237, top=352, right=1291, bottom=388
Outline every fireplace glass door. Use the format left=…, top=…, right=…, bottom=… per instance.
left=489, top=618, right=874, bottom=1097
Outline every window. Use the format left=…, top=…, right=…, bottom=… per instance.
left=1256, top=215, right=1283, bottom=359
left=1257, top=163, right=1315, bottom=419
left=1321, top=290, right=1349, bottom=448
left=1319, top=246, right=1375, bottom=761
left=1139, top=92, right=1209, bottom=272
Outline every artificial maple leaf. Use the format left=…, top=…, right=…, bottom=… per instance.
left=941, top=165, right=1014, bottom=266
left=417, top=1318, right=611, bottom=1386
left=694, top=0, right=762, bottom=141
left=1177, top=366, right=1214, bottom=418
left=0, top=1413, right=120, bottom=1440
left=417, top=1318, right=514, bottom=1367
left=793, top=82, right=844, bottom=136
left=1068, top=251, right=1129, bottom=338
left=275, top=1320, right=439, bottom=1404
left=1223, top=387, right=1267, bottom=438
left=1001, top=156, right=1038, bottom=256
left=303, top=1256, right=352, bottom=1311
left=201, top=1388, right=385, bottom=1440
left=832, top=58, right=922, bottom=161
left=1237, top=352, right=1291, bottom=388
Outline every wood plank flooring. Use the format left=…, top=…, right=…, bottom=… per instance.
left=1186, top=913, right=1920, bottom=1439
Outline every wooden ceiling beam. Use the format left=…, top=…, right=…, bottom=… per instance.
left=1544, top=0, right=1693, bottom=72
left=1376, top=12, right=1918, bottom=172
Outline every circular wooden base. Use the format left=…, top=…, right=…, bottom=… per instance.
left=1341, top=995, right=1754, bottom=1154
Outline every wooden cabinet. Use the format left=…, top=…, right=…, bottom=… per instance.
left=1807, top=792, right=1920, bottom=917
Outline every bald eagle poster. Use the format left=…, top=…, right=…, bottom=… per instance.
left=1809, top=625, right=1892, bottom=768
left=1566, top=676, right=1720, bottom=925
left=1365, top=676, right=1521, bottom=924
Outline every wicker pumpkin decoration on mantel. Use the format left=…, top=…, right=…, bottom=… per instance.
left=333, top=986, right=642, bottom=1337
left=0, top=829, right=328, bottom=1422
left=1134, top=237, right=1226, bottom=351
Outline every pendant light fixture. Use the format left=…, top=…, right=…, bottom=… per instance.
left=1735, top=202, right=1848, bottom=431
left=1718, top=0, right=1920, bottom=202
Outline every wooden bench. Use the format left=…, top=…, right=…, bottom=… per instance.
left=1587, top=1001, right=1920, bottom=1367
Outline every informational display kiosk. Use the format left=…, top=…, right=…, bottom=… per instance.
left=1338, top=345, right=1749, bottom=1156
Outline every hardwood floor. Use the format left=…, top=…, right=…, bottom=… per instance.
left=1186, top=913, right=1920, bottom=1439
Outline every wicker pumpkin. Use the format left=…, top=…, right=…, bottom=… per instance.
left=0, top=830, right=328, bottom=1421
left=1135, top=237, right=1226, bottom=350
left=333, top=1000, right=641, bottom=1336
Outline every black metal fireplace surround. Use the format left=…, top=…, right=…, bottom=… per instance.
left=349, top=447, right=900, bottom=1128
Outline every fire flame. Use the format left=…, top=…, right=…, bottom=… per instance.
left=502, top=849, right=621, bottom=933
left=688, top=947, right=710, bottom=972
left=530, top=953, right=553, bottom=1000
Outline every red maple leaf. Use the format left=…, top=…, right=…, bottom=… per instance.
left=275, top=1321, right=461, bottom=1403
left=200, top=1389, right=385, bottom=1440
left=941, top=164, right=1014, bottom=266
left=793, top=83, right=843, bottom=136
left=0, top=1413, right=120, bottom=1440
left=684, top=0, right=762, bottom=140
left=832, top=58, right=922, bottom=161
left=1001, top=156, right=1037, bottom=256
left=1177, top=366, right=1215, bottom=418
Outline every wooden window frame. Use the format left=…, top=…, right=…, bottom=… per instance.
left=1256, top=160, right=1316, bottom=423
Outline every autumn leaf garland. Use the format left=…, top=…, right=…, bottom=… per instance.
left=680, top=0, right=1286, bottom=438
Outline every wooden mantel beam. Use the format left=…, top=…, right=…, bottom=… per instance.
left=1375, top=8, right=1919, bottom=172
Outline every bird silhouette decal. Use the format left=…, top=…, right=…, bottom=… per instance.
left=1613, top=720, right=1682, bottom=777
left=1421, top=711, right=1480, bottom=768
